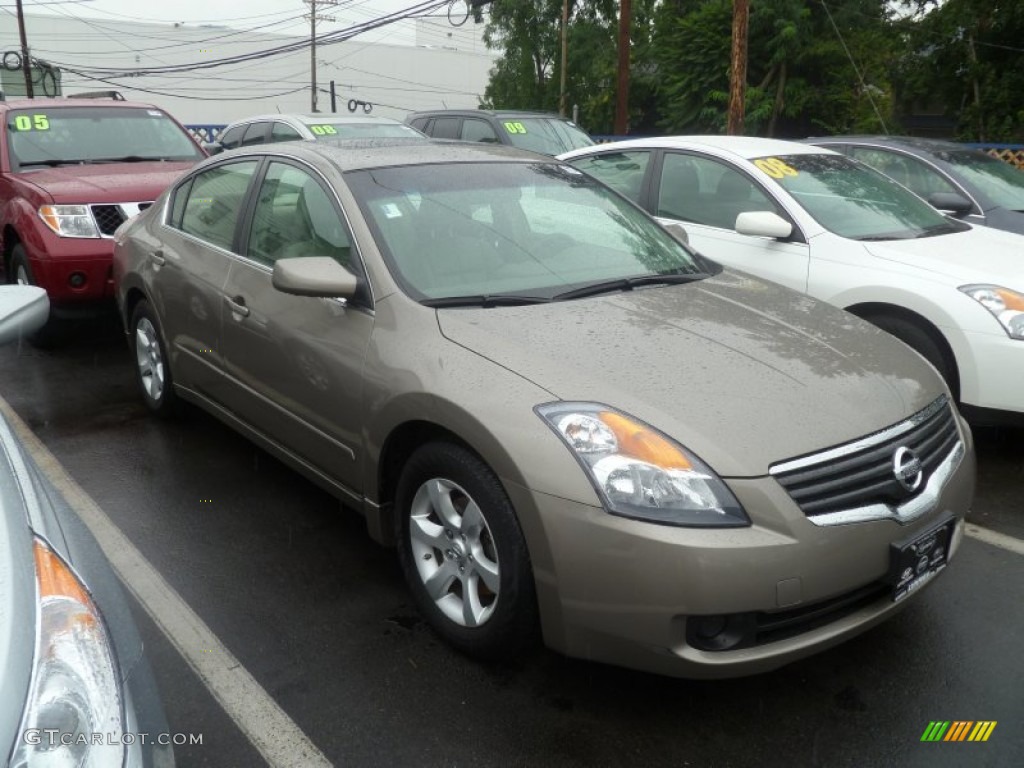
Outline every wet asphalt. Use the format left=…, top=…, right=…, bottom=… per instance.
left=0, top=315, right=1021, bottom=768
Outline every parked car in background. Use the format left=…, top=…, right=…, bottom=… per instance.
left=0, top=97, right=205, bottom=339
left=807, top=136, right=1024, bottom=234
left=0, top=285, right=174, bottom=768
left=406, top=109, right=594, bottom=155
left=559, top=136, right=1024, bottom=424
left=114, top=138, right=973, bottom=678
left=206, top=114, right=424, bottom=154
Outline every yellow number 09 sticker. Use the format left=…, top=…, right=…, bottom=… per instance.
left=754, top=157, right=798, bottom=179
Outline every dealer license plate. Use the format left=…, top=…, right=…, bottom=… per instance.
left=889, top=520, right=954, bottom=603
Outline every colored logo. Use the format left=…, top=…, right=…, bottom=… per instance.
left=921, top=721, right=997, bottom=742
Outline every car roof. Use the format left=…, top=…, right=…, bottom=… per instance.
left=226, top=113, right=405, bottom=126
left=563, top=135, right=838, bottom=161
left=209, top=137, right=549, bottom=172
left=0, top=98, right=163, bottom=112
left=807, top=135, right=968, bottom=154
left=408, top=109, right=569, bottom=120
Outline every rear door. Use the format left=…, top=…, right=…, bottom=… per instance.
left=219, top=158, right=374, bottom=493
left=154, top=159, right=260, bottom=397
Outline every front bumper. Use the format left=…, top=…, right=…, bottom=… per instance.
left=22, top=236, right=116, bottom=307
left=956, top=328, right=1024, bottom=416
left=509, top=424, right=975, bottom=678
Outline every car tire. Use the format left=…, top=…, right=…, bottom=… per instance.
left=130, top=299, right=177, bottom=417
left=395, top=441, right=538, bottom=660
left=866, top=313, right=959, bottom=400
left=8, top=245, right=60, bottom=347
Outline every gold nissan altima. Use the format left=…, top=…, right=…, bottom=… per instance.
left=113, top=139, right=975, bottom=678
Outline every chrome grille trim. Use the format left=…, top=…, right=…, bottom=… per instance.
left=769, top=395, right=963, bottom=526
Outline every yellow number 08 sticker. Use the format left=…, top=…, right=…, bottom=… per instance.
left=754, top=157, right=798, bottom=179
left=503, top=121, right=527, bottom=134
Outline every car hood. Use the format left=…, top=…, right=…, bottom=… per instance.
left=16, top=161, right=194, bottom=203
left=862, top=225, right=1024, bottom=287
left=437, top=271, right=945, bottom=476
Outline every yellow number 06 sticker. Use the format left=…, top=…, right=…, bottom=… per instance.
left=754, top=157, right=798, bottom=179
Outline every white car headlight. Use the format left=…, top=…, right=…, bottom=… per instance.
left=537, top=403, right=750, bottom=527
left=959, top=284, right=1024, bottom=340
left=38, top=205, right=101, bottom=239
left=10, top=538, right=124, bottom=768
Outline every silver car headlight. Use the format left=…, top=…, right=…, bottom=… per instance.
left=38, top=205, right=101, bottom=239
left=537, top=403, right=750, bottom=527
left=10, top=538, right=123, bottom=768
left=959, top=284, right=1024, bottom=340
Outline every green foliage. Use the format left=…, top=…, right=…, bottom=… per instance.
left=478, top=0, right=1023, bottom=141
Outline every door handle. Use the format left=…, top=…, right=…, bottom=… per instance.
left=224, top=295, right=250, bottom=318
left=150, top=249, right=166, bottom=266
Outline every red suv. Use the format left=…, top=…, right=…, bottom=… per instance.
left=1, top=98, right=204, bottom=335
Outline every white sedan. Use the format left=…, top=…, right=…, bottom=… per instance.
left=559, top=136, right=1024, bottom=422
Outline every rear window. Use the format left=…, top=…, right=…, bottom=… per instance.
left=5, top=106, right=203, bottom=171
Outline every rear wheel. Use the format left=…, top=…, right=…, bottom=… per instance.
left=395, top=442, right=537, bottom=659
left=130, top=299, right=177, bottom=417
left=865, top=313, right=959, bottom=400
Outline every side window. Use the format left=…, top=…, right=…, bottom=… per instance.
left=270, top=122, right=303, bottom=143
left=461, top=118, right=499, bottom=144
left=569, top=151, right=650, bottom=203
left=409, top=117, right=428, bottom=131
left=848, top=147, right=958, bottom=200
left=660, top=153, right=779, bottom=230
left=168, top=177, right=193, bottom=228
left=246, top=162, right=353, bottom=270
left=240, top=122, right=269, bottom=147
left=429, top=117, right=461, bottom=140
left=178, top=161, right=258, bottom=250
left=217, top=125, right=245, bottom=150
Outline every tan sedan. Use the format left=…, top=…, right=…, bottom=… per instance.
left=113, top=140, right=975, bottom=677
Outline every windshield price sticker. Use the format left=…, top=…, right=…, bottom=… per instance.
left=754, top=157, right=798, bottom=179
left=503, top=121, right=528, bottom=134
left=309, top=125, right=338, bottom=135
left=12, top=114, right=50, bottom=131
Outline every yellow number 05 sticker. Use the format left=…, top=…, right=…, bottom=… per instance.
left=754, top=157, right=798, bottom=179
left=13, top=114, right=50, bottom=131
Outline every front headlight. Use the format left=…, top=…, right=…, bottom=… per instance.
left=10, top=538, right=123, bottom=768
left=537, top=403, right=750, bottom=527
left=959, top=284, right=1024, bottom=340
left=38, top=205, right=101, bottom=238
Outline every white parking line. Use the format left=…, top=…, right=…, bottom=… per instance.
left=0, top=397, right=331, bottom=768
left=965, top=522, right=1024, bottom=556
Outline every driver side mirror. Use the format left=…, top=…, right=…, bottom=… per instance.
left=0, top=286, right=48, bottom=345
left=272, top=257, right=358, bottom=299
left=926, top=192, right=973, bottom=218
left=203, top=141, right=224, bottom=156
left=735, top=211, right=793, bottom=239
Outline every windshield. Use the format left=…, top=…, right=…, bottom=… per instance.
left=500, top=117, right=595, bottom=156
left=755, top=153, right=966, bottom=240
left=941, top=150, right=1024, bottom=211
left=347, top=161, right=711, bottom=302
left=305, top=121, right=423, bottom=140
left=6, top=106, right=203, bottom=171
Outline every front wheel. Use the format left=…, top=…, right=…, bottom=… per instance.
left=395, top=442, right=538, bottom=659
left=130, top=299, right=177, bottom=417
left=865, top=313, right=959, bottom=401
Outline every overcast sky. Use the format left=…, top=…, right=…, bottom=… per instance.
left=11, top=0, right=459, bottom=45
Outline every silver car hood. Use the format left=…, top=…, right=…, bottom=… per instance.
left=437, top=270, right=945, bottom=476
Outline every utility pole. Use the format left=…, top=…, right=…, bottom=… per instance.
left=727, top=0, right=749, bottom=135
left=614, top=0, right=631, bottom=135
left=304, top=0, right=338, bottom=113
left=559, top=0, right=569, bottom=117
left=15, top=0, right=34, bottom=98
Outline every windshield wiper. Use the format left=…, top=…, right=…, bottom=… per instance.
left=421, top=294, right=549, bottom=308
left=17, top=158, right=93, bottom=168
left=552, top=273, right=708, bottom=302
left=91, top=155, right=172, bottom=163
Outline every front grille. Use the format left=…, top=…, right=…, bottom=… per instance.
left=91, top=204, right=127, bottom=235
left=770, top=396, right=958, bottom=518
left=90, top=202, right=153, bottom=237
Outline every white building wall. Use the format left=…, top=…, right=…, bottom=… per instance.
left=0, top=13, right=498, bottom=125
